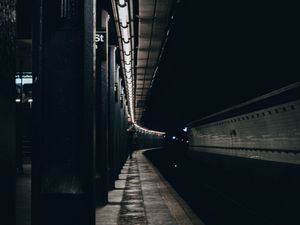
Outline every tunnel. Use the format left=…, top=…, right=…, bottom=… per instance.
left=0, top=0, right=299, bottom=225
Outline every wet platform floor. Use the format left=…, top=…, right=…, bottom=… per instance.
left=96, top=149, right=204, bottom=225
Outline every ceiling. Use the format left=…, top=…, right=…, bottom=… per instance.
left=134, top=0, right=174, bottom=124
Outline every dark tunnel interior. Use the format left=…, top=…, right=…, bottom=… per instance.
left=142, top=0, right=299, bottom=133
left=1, top=0, right=300, bottom=225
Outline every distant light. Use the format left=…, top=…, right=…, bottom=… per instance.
left=15, top=99, right=21, bottom=102
left=183, top=127, right=188, bottom=132
left=28, top=99, right=33, bottom=103
left=174, top=164, right=178, bottom=168
left=172, top=136, right=176, bottom=140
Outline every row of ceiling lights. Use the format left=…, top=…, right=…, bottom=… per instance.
left=134, top=124, right=165, bottom=136
left=114, top=0, right=165, bottom=136
left=115, top=0, right=135, bottom=123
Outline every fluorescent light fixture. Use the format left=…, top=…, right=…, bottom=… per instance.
left=125, top=64, right=131, bottom=71
left=125, top=72, right=131, bottom=78
left=133, top=123, right=165, bottom=135
left=117, top=4, right=129, bottom=28
left=124, top=55, right=131, bottom=64
left=121, top=27, right=130, bottom=43
left=119, top=0, right=125, bottom=5
left=123, top=42, right=131, bottom=54
left=28, top=99, right=33, bottom=103
left=15, top=99, right=21, bottom=102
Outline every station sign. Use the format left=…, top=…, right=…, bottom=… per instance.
left=95, top=30, right=107, bottom=60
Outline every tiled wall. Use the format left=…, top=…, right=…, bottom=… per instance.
left=189, top=100, right=300, bottom=164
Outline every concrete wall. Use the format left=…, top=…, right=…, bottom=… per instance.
left=190, top=100, right=300, bottom=150
left=188, top=83, right=300, bottom=164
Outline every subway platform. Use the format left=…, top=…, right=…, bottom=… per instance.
left=96, top=149, right=204, bottom=225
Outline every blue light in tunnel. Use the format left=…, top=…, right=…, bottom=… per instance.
left=183, top=127, right=188, bottom=132
left=172, top=136, right=176, bottom=140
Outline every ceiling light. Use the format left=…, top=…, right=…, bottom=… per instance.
left=125, top=64, right=131, bottom=71
left=123, top=42, right=131, bottom=54
left=121, top=27, right=130, bottom=43
left=124, top=55, right=131, bottom=64
left=117, top=4, right=129, bottom=28
left=125, top=72, right=131, bottom=78
left=119, top=0, right=125, bottom=6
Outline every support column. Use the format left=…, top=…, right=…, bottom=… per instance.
left=0, top=1, right=16, bottom=224
left=32, top=1, right=96, bottom=224
left=114, top=65, right=121, bottom=175
left=95, top=9, right=109, bottom=204
left=120, top=87, right=126, bottom=163
left=108, top=45, right=117, bottom=189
